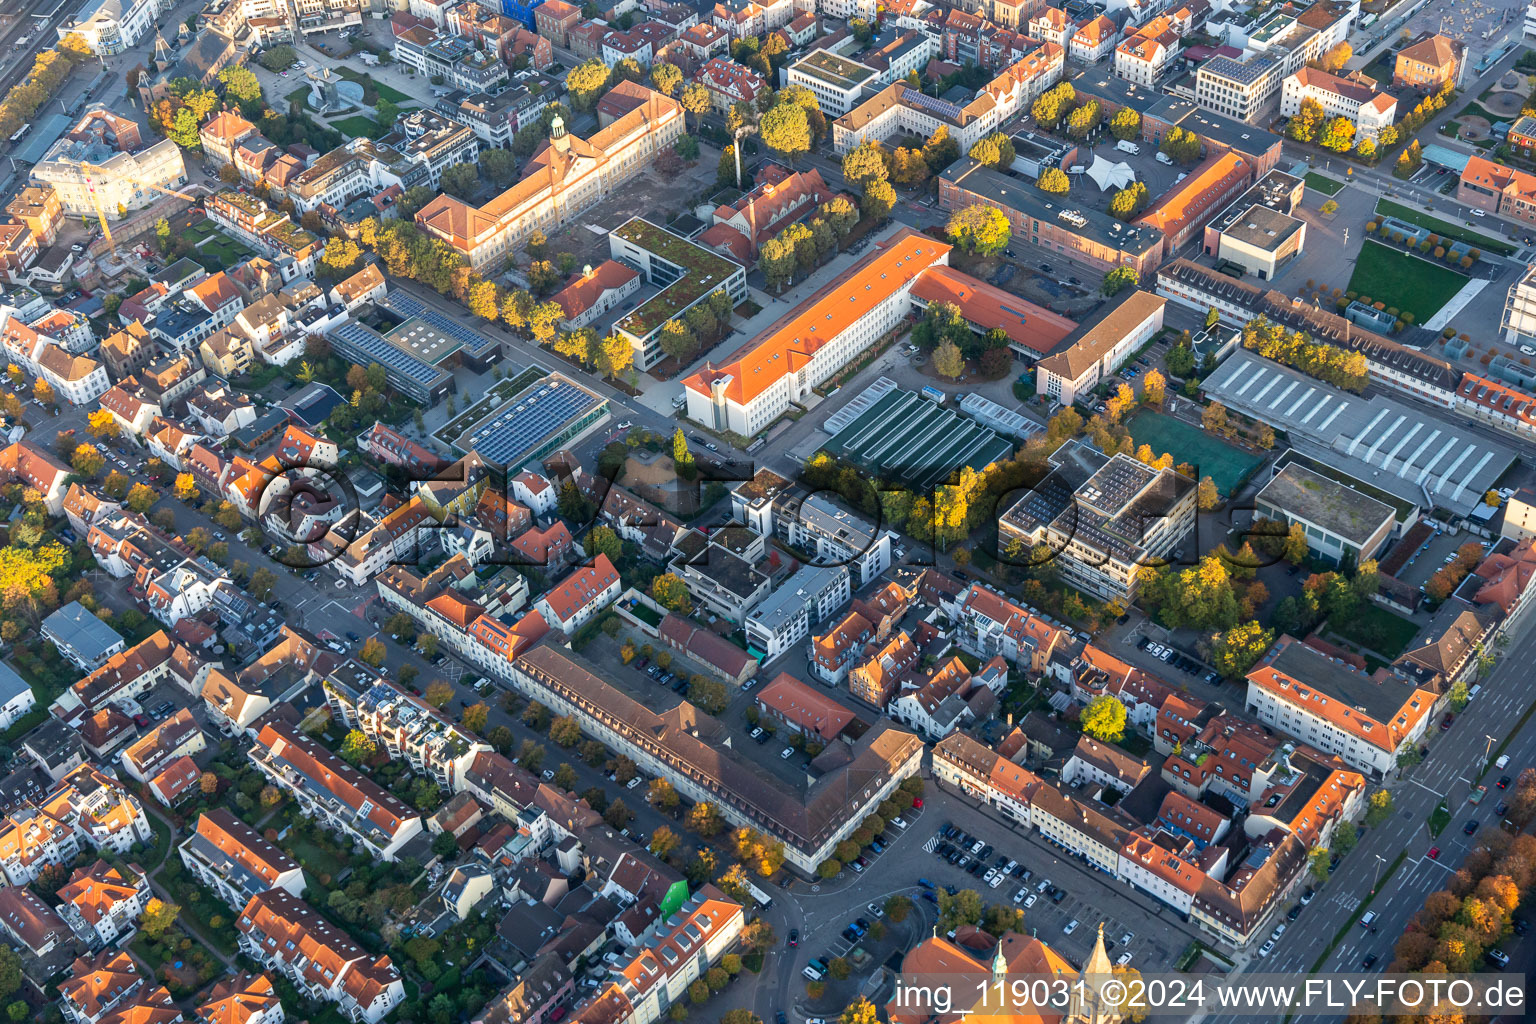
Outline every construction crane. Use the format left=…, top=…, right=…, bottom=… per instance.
left=80, top=161, right=196, bottom=254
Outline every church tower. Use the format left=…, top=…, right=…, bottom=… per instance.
left=1067, top=923, right=1121, bottom=1024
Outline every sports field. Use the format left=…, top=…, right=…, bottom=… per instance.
left=1125, top=409, right=1264, bottom=495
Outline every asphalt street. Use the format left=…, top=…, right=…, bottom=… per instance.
left=1199, top=619, right=1536, bottom=1024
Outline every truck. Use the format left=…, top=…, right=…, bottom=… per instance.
left=921, top=385, right=946, bottom=404
left=1116, top=140, right=1141, bottom=156
left=1470, top=784, right=1488, bottom=805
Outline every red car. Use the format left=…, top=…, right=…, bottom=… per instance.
left=1441, top=714, right=1454, bottom=731
left=1427, top=847, right=1440, bottom=860
left=912, top=798, right=924, bottom=809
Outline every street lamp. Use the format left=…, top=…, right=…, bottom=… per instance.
left=1370, top=853, right=1386, bottom=895
left=1486, top=734, right=1497, bottom=762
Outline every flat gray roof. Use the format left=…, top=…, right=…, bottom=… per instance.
left=1203, top=350, right=1515, bottom=516
left=1220, top=203, right=1303, bottom=252
left=1255, top=463, right=1394, bottom=546
left=42, top=601, right=124, bottom=663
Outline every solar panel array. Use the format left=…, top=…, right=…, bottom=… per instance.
left=329, top=321, right=448, bottom=388
left=905, top=90, right=965, bottom=122
left=459, top=376, right=606, bottom=466
left=378, top=292, right=500, bottom=359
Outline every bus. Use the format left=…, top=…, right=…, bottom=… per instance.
left=7, top=124, right=30, bottom=144
left=745, top=882, right=773, bottom=909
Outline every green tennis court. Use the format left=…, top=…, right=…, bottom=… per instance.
left=1125, top=409, right=1263, bottom=495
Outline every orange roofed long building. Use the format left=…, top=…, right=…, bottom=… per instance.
left=684, top=228, right=952, bottom=435
left=1244, top=635, right=1436, bottom=777
left=416, top=83, right=683, bottom=270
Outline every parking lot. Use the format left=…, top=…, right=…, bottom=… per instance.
left=806, top=787, right=1207, bottom=974
left=1392, top=523, right=1489, bottom=592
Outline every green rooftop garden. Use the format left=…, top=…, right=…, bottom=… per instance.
left=612, top=217, right=740, bottom=337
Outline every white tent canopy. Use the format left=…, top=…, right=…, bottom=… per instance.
left=1086, top=154, right=1137, bottom=192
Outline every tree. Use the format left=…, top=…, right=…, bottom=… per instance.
left=71, top=444, right=104, bottom=478
left=1142, top=368, right=1166, bottom=405
left=340, top=730, right=377, bottom=765
left=1288, top=97, right=1325, bottom=143
left=885, top=894, right=913, bottom=922
left=862, top=178, right=896, bottom=221
left=32, top=379, right=53, bottom=405
left=173, top=473, right=199, bottom=502
left=517, top=740, right=546, bottom=772
left=650, top=825, right=681, bottom=859
left=1201, top=400, right=1228, bottom=434
left=1101, top=266, right=1137, bottom=296
left=1333, top=820, right=1358, bottom=853
left=87, top=409, right=120, bottom=440
left=679, top=81, right=711, bottom=130
left=424, top=680, right=453, bottom=708
left=249, top=568, right=277, bottom=600
left=740, top=919, right=777, bottom=953
left=1109, top=107, right=1142, bottom=140
left=932, top=340, right=964, bottom=380
left=322, top=238, right=363, bottom=276
left=841, top=999, right=878, bottom=1024
left=567, top=59, right=611, bottom=110
left=549, top=715, right=582, bottom=747
left=651, top=61, right=683, bottom=96
left=140, top=898, right=180, bottom=938
left=650, top=572, right=693, bottom=614
left=1364, top=788, right=1394, bottom=827
left=1080, top=695, right=1126, bottom=742
left=1037, top=166, right=1070, bottom=194
left=1212, top=621, right=1274, bottom=678
left=922, top=125, right=960, bottom=172
left=688, top=801, right=724, bottom=837
left=353, top=636, right=384, bottom=668
left=945, top=204, right=1010, bottom=256
left=604, top=798, right=632, bottom=829
left=1066, top=99, right=1101, bottom=139
left=461, top=702, right=489, bottom=733
left=1197, top=475, right=1220, bottom=511
left=1319, top=116, right=1355, bottom=153
left=1307, top=846, right=1330, bottom=883
left=1108, top=182, right=1149, bottom=220
left=481, top=148, right=517, bottom=187
left=649, top=777, right=679, bottom=811
left=759, top=102, right=810, bottom=160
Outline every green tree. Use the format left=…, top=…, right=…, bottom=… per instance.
left=1212, top=621, right=1274, bottom=678
left=861, top=178, right=896, bottom=221
left=566, top=59, right=611, bottom=110
left=1101, top=266, right=1137, bottom=296
left=1332, top=820, right=1358, bottom=853
left=1287, top=97, right=1324, bottom=143
left=651, top=62, right=683, bottom=96
left=340, top=730, right=377, bottom=765
left=1318, top=116, right=1355, bottom=153
left=588, top=525, right=622, bottom=562
left=1109, top=107, right=1141, bottom=140
left=1066, top=99, right=1101, bottom=139
left=1364, top=788, right=1393, bottom=827
left=650, top=572, right=693, bottom=614
left=759, top=102, right=811, bottom=160
left=1080, top=695, right=1126, bottom=742
left=516, top=739, right=546, bottom=772
left=932, top=340, right=964, bottom=380
left=1037, top=166, right=1070, bottom=194
left=1307, top=846, right=1330, bottom=883
left=842, top=140, right=889, bottom=188
left=139, top=898, right=180, bottom=938
left=549, top=716, right=582, bottom=747
left=945, top=204, right=1010, bottom=255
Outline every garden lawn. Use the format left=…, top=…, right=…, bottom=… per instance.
left=1327, top=603, right=1420, bottom=658
left=289, top=834, right=349, bottom=884
left=1373, top=199, right=1516, bottom=255
left=330, top=115, right=384, bottom=139
left=1123, top=409, right=1265, bottom=494
left=1346, top=241, right=1468, bottom=323
left=1303, top=171, right=1345, bottom=196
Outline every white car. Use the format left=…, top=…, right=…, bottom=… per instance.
left=618, top=421, right=632, bottom=429
left=1258, top=940, right=1275, bottom=958
left=1471, top=209, right=1486, bottom=218
left=983, top=868, right=997, bottom=884
left=988, top=872, right=1005, bottom=889
left=626, top=776, right=641, bottom=789
left=781, top=747, right=794, bottom=759
left=1063, top=920, right=1079, bottom=935
left=1024, top=894, right=1038, bottom=908
left=542, top=769, right=555, bottom=781
left=1115, top=952, right=1132, bottom=966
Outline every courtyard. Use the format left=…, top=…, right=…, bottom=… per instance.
left=1346, top=241, right=1470, bottom=322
